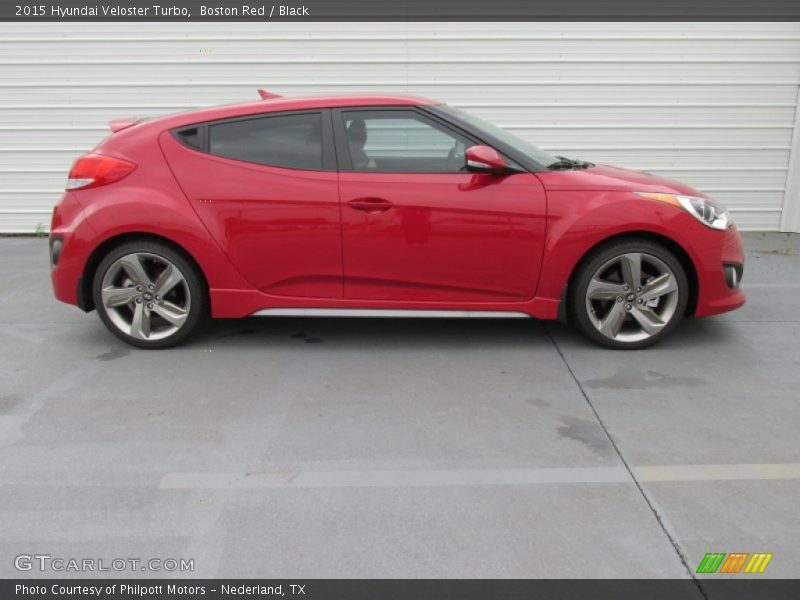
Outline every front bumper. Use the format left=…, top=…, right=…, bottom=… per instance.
left=692, top=223, right=746, bottom=318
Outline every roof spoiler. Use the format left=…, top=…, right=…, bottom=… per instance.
left=109, top=118, right=143, bottom=133
left=257, top=88, right=283, bottom=100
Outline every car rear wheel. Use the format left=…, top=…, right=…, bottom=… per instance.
left=569, top=239, right=689, bottom=349
left=93, top=241, right=206, bottom=348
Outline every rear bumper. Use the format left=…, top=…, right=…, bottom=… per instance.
left=692, top=223, right=746, bottom=318
left=50, top=192, right=96, bottom=310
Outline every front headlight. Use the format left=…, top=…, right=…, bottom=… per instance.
left=636, top=192, right=732, bottom=231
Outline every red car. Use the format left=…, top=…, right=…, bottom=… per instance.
left=50, top=92, right=745, bottom=349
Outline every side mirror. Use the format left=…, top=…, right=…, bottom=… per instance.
left=465, top=145, right=508, bottom=173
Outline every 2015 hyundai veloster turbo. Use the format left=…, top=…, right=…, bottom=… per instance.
left=49, top=92, right=746, bottom=349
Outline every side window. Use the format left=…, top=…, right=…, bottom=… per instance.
left=340, top=110, right=472, bottom=173
left=208, top=112, right=323, bottom=170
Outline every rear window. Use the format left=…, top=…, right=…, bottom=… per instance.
left=208, top=112, right=322, bottom=170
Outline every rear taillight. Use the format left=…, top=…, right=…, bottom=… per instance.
left=66, top=153, right=136, bottom=191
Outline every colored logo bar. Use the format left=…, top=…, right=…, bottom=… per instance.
left=696, top=552, right=773, bottom=574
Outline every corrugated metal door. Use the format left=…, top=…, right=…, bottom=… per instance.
left=1, top=22, right=799, bottom=232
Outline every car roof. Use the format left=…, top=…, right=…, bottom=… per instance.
left=143, top=93, right=439, bottom=131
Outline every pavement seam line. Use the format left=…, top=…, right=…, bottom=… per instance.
left=544, top=324, right=708, bottom=598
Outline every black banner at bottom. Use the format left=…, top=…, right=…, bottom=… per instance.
left=4, top=579, right=800, bottom=600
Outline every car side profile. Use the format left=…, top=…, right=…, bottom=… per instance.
left=49, top=91, right=746, bottom=349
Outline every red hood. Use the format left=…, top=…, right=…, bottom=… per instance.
left=536, top=164, right=703, bottom=197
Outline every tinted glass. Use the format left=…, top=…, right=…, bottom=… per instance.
left=176, top=126, right=202, bottom=150
left=209, top=112, right=322, bottom=170
left=341, top=110, right=472, bottom=173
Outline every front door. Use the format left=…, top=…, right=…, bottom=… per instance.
left=334, top=108, right=547, bottom=303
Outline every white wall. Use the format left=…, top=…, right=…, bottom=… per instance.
left=1, top=21, right=799, bottom=232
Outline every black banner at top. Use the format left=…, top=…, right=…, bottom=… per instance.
left=3, top=0, right=800, bottom=21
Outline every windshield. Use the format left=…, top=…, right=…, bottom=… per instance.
left=434, top=104, right=558, bottom=168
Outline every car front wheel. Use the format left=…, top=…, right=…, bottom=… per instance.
left=569, top=239, right=689, bottom=349
left=93, top=240, right=206, bottom=348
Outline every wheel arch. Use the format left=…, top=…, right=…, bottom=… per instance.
left=78, top=232, right=209, bottom=312
left=562, top=230, right=699, bottom=320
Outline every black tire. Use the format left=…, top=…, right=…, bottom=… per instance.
left=568, top=238, right=689, bottom=350
left=92, top=240, right=207, bottom=349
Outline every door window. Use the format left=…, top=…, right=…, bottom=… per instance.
left=208, top=112, right=323, bottom=170
left=340, top=110, right=472, bottom=173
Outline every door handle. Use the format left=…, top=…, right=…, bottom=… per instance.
left=347, top=197, right=393, bottom=214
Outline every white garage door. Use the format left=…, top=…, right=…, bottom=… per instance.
left=1, top=21, right=799, bottom=233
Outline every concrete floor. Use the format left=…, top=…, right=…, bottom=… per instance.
left=0, top=232, right=798, bottom=580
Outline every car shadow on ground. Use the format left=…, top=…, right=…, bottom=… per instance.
left=163, top=313, right=744, bottom=353
left=200, top=315, right=550, bottom=351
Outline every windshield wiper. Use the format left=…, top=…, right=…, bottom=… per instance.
left=548, top=155, right=594, bottom=170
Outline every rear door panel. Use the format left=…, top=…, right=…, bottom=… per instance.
left=159, top=110, right=342, bottom=298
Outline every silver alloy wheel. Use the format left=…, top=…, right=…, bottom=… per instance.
left=585, top=252, right=680, bottom=343
left=100, top=252, right=191, bottom=341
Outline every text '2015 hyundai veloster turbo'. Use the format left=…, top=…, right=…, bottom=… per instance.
left=49, top=91, right=746, bottom=349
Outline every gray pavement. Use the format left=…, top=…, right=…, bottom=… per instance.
left=0, top=232, right=798, bottom=580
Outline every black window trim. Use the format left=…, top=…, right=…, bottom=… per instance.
left=170, top=108, right=337, bottom=172
left=332, top=106, right=521, bottom=174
